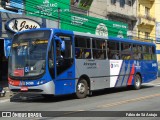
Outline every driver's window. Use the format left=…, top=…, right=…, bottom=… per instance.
left=56, top=41, right=63, bottom=59
left=49, top=42, right=54, bottom=67
left=48, top=40, right=54, bottom=78
left=55, top=35, right=73, bottom=76
left=63, top=40, right=72, bottom=58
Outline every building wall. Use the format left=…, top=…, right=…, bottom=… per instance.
left=155, top=0, right=160, bottom=75
left=0, top=12, right=58, bottom=39
left=137, top=0, right=156, bottom=41
left=89, top=0, right=137, bottom=37
left=155, top=0, right=160, bottom=20
left=0, top=12, right=58, bottom=79
left=88, top=0, right=107, bottom=19
left=89, top=0, right=137, bottom=18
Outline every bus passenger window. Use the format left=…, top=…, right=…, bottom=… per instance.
left=100, top=50, right=106, bottom=59
left=112, top=53, right=119, bottom=59
left=107, top=41, right=119, bottom=59
left=84, top=49, right=91, bottom=59
left=75, top=48, right=80, bottom=58
left=75, top=48, right=85, bottom=59
left=92, top=39, right=106, bottom=60
left=79, top=49, right=85, bottom=58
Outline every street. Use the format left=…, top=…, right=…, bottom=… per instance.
left=0, top=79, right=160, bottom=120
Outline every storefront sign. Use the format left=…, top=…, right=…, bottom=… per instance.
left=25, top=0, right=70, bottom=20
left=5, top=18, right=41, bottom=33
left=61, top=13, right=128, bottom=38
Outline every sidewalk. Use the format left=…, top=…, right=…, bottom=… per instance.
left=1, top=78, right=160, bottom=102
left=0, top=78, right=10, bottom=101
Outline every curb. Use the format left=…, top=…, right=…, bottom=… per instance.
left=0, top=87, right=13, bottom=101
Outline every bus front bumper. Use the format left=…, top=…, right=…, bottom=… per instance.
left=9, top=81, right=55, bottom=95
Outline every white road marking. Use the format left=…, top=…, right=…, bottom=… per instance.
left=143, top=82, right=160, bottom=86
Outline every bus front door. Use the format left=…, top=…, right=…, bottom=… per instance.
left=54, top=35, right=75, bottom=95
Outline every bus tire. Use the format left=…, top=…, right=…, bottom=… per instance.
left=76, top=79, right=88, bottom=99
left=133, top=74, right=141, bottom=90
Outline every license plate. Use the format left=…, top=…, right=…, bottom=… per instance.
left=20, top=86, right=28, bottom=91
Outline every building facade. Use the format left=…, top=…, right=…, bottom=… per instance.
left=155, top=0, right=160, bottom=75
left=0, top=12, right=58, bottom=79
left=136, top=0, right=156, bottom=42
left=89, top=0, right=137, bottom=37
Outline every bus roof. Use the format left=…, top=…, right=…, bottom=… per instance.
left=14, top=28, right=156, bottom=47
left=73, top=31, right=107, bottom=39
left=109, top=37, right=156, bottom=46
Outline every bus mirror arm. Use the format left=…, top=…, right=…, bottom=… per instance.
left=54, top=35, right=62, bottom=44
left=54, top=35, right=65, bottom=51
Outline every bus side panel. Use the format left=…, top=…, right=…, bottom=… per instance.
left=54, top=65, right=76, bottom=95
left=141, top=60, right=157, bottom=83
left=75, top=59, right=110, bottom=91
left=110, top=60, right=129, bottom=88
left=110, top=60, right=135, bottom=88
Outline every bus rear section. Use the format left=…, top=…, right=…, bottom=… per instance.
left=107, top=37, right=158, bottom=89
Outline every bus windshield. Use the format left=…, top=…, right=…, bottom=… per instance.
left=8, top=30, right=51, bottom=78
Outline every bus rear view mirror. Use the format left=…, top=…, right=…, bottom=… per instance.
left=54, top=35, right=65, bottom=51
left=4, top=39, right=12, bottom=58
left=54, top=35, right=62, bottom=44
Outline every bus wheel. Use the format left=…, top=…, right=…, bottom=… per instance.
left=133, top=74, right=141, bottom=90
left=76, top=79, right=88, bottom=99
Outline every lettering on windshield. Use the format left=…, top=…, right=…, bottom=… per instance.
left=12, top=40, right=48, bottom=47
left=32, top=40, right=48, bottom=44
left=13, top=42, right=28, bottom=47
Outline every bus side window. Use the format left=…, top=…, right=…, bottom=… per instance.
left=75, top=48, right=80, bottom=58
left=78, top=49, right=84, bottom=59
left=92, top=39, right=106, bottom=59
left=142, top=45, right=151, bottom=60
left=75, top=48, right=85, bottom=59
left=152, top=46, right=156, bottom=60
left=84, top=49, right=91, bottom=59
left=121, top=42, right=132, bottom=60
left=108, top=41, right=119, bottom=59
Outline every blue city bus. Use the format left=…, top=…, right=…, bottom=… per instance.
left=8, top=28, right=158, bottom=99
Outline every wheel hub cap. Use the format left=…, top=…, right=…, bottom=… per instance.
left=78, top=83, right=85, bottom=94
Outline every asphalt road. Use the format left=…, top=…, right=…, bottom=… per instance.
left=0, top=79, right=160, bottom=120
